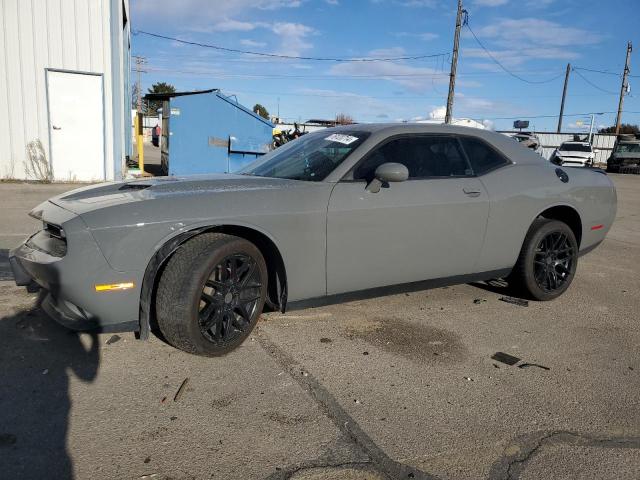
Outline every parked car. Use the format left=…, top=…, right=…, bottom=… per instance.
left=10, top=124, right=617, bottom=357
left=607, top=136, right=640, bottom=173
left=509, top=132, right=543, bottom=155
left=550, top=141, right=596, bottom=167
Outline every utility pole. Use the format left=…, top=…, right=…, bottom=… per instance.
left=615, top=41, right=633, bottom=135
left=132, top=55, right=147, bottom=174
left=557, top=63, right=571, bottom=133
left=132, top=55, right=147, bottom=112
left=445, top=0, right=464, bottom=124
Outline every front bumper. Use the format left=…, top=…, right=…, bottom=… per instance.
left=9, top=203, right=142, bottom=333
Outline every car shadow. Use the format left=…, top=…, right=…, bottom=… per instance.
left=0, top=290, right=99, bottom=479
left=468, top=278, right=513, bottom=296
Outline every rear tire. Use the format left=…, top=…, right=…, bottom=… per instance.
left=155, top=233, right=267, bottom=356
left=509, top=219, right=578, bottom=301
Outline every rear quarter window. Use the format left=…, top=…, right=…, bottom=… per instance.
left=459, top=137, right=510, bottom=175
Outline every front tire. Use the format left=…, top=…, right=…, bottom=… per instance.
left=156, top=233, right=267, bottom=356
left=509, top=219, right=578, bottom=301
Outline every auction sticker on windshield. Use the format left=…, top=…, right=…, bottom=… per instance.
left=325, top=134, right=359, bottom=145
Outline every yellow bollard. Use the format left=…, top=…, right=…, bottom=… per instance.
left=136, top=113, right=145, bottom=174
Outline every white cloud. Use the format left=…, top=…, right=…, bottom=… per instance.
left=328, top=48, right=447, bottom=92
left=475, top=18, right=601, bottom=48
left=429, top=106, right=446, bottom=120
left=270, top=22, right=314, bottom=56
left=397, top=0, right=438, bottom=7
left=132, top=0, right=304, bottom=28
left=240, top=39, right=267, bottom=48
left=325, top=0, right=339, bottom=4
left=211, top=19, right=256, bottom=32
left=395, top=32, right=439, bottom=41
left=473, top=0, right=509, bottom=6
left=482, top=119, right=495, bottom=130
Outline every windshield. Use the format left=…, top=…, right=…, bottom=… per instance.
left=238, top=131, right=370, bottom=181
left=559, top=143, right=591, bottom=152
left=615, top=143, right=640, bottom=153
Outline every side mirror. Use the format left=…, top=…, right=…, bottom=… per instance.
left=366, top=162, right=409, bottom=193
left=593, top=149, right=600, bottom=154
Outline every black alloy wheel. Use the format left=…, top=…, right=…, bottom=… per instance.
left=198, top=254, right=262, bottom=344
left=532, top=231, right=575, bottom=293
left=155, top=233, right=267, bottom=356
left=509, top=218, right=578, bottom=301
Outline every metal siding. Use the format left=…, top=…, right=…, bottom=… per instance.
left=499, top=131, right=618, bottom=165
left=0, top=0, right=126, bottom=181
left=3, top=0, right=27, bottom=179
left=0, top=2, right=12, bottom=178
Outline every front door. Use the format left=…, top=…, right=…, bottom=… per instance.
left=326, top=135, right=489, bottom=295
left=47, top=70, right=105, bottom=181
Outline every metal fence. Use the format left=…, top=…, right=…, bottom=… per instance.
left=498, top=131, right=617, bottom=165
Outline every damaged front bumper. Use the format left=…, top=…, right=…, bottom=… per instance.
left=9, top=202, right=143, bottom=333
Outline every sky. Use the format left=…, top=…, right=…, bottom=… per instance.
left=130, top=0, right=640, bottom=131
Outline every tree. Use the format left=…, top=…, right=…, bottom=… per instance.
left=253, top=104, right=269, bottom=120
left=146, top=82, right=176, bottom=115
left=131, top=83, right=141, bottom=110
left=335, top=113, right=355, bottom=125
left=598, top=124, right=639, bottom=134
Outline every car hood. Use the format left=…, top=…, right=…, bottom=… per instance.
left=611, top=152, right=640, bottom=159
left=557, top=151, right=592, bottom=158
left=46, top=174, right=308, bottom=216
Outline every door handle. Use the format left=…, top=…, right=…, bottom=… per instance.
left=463, top=187, right=482, bottom=197
left=52, top=125, right=62, bottom=130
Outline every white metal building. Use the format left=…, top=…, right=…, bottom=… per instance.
left=0, top=0, right=131, bottom=182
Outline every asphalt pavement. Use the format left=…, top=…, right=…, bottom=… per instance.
left=0, top=174, right=638, bottom=480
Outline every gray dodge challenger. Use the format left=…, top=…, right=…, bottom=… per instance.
left=10, top=124, right=617, bottom=356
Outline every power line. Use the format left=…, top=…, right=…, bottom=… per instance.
left=133, top=30, right=448, bottom=62
left=574, top=66, right=639, bottom=79
left=572, top=68, right=618, bottom=94
left=482, top=110, right=640, bottom=121
left=573, top=67, right=620, bottom=77
left=463, top=20, right=565, bottom=85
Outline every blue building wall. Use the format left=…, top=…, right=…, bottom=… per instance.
left=167, top=92, right=273, bottom=175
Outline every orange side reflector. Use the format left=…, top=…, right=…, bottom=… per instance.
left=95, top=282, right=135, bottom=292
left=591, top=224, right=604, bottom=231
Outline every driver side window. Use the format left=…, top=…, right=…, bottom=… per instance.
left=354, top=136, right=472, bottom=180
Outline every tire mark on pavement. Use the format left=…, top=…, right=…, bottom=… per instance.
left=489, top=430, right=640, bottom=480
left=256, top=329, right=439, bottom=480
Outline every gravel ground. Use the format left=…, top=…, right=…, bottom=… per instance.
left=0, top=174, right=638, bottom=480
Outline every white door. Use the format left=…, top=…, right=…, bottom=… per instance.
left=47, top=71, right=105, bottom=181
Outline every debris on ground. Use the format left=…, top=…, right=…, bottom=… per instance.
left=464, top=377, right=474, bottom=381
left=518, top=363, right=550, bottom=371
left=319, top=337, right=332, bottom=343
left=491, top=352, right=521, bottom=366
left=106, top=334, right=121, bottom=345
left=491, top=352, right=550, bottom=371
left=499, top=296, right=529, bottom=307
left=173, top=378, right=190, bottom=402
left=144, top=457, right=151, bottom=464
left=473, top=298, right=486, bottom=304
left=362, top=351, right=369, bottom=355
